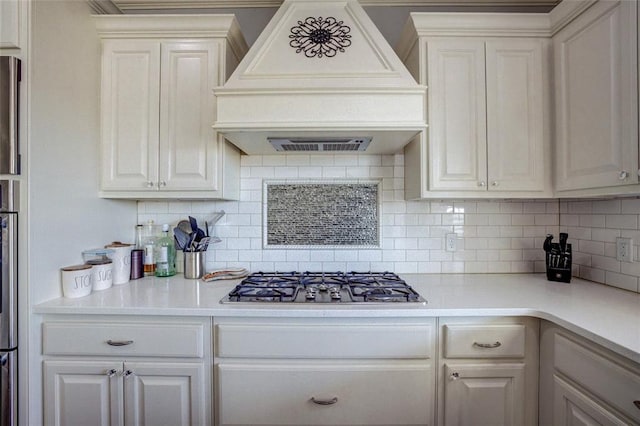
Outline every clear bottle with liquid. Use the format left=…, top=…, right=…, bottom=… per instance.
left=143, top=221, right=157, bottom=276
left=155, top=224, right=176, bottom=277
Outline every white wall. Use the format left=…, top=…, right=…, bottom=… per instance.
left=29, top=0, right=137, bottom=304
left=27, top=1, right=137, bottom=423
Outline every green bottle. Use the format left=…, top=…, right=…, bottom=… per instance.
left=155, top=224, right=176, bottom=277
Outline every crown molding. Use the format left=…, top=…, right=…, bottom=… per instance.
left=106, top=0, right=560, bottom=12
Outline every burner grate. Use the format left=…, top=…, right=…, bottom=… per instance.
left=223, top=271, right=426, bottom=304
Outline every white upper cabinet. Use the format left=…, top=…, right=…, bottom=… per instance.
left=0, top=1, right=20, bottom=49
left=95, top=16, right=247, bottom=200
left=397, top=14, right=551, bottom=199
left=101, top=39, right=161, bottom=192
left=428, top=39, right=487, bottom=192
left=552, top=0, right=639, bottom=195
left=486, top=40, right=545, bottom=192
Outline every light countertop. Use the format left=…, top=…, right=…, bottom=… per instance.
left=34, top=273, right=640, bottom=363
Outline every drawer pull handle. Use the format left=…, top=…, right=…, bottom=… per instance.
left=123, top=370, right=134, bottom=378
left=106, top=340, right=134, bottom=347
left=311, top=397, right=338, bottom=406
left=106, top=369, right=118, bottom=378
left=473, top=341, right=502, bottom=349
left=634, top=400, right=640, bottom=410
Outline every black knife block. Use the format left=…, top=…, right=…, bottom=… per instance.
left=546, top=243, right=572, bottom=283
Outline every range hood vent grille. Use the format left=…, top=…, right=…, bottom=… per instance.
left=268, top=137, right=372, bottom=152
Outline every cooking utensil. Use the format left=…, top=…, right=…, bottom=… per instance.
left=189, top=216, right=206, bottom=242
left=177, top=220, right=192, bottom=235
left=173, top=227, right=191, bottom=250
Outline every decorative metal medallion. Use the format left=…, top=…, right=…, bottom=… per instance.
left=289, top=17, right=351, bottom=58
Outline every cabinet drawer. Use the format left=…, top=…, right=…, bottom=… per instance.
left=216, top=322, right=433, bottom=359
left=216, top=361, right=432, bottom=426
left=43, top=321, right=204, bottom=358
left=554, top=333, right=640, bottom=422
left=443, top=324, right=525, bottom=358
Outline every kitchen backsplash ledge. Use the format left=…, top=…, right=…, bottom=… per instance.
left=137, top=154, right=640, bottom=294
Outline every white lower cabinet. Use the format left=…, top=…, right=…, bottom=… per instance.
left=44, top=360, right=205, bottom=426
left=438, top=317, right=539, bottom=426
left=552, top=375, right=632, bottom=426
left=540, top=321, right=640, bottom=426
left=42, top=316, right=211, bottom=426
left=217, top=362, right=431, bottom=426
left=213, top=317, right=437, bottom=426
left=443, top=363, right=526, bottom=426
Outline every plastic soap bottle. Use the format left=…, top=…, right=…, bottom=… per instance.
left=155, top=224, right=176, bottom=277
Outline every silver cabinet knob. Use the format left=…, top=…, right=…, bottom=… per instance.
left=311, top=397, right=338, bottom=406
left=158, top=181, right=167, bottom=187
left=619, top=171, right=629, bottom=180
left=106, top=369, right=118, bottom=378
left=123, top=369, right=134, bottom=378
left=478, top=181, right=486, bottom=187
left=491, top=181, right=499, bottom=186
left=146, top=181, right=154, bottom=188
left=450, top=372, right=460, bottom=381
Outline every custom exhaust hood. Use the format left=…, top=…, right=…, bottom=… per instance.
left=213, top=0, right=426, bottom=154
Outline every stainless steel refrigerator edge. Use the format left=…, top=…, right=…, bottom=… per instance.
left=0, top=57, right=21, bottom=175
left=0, top=181, right=18, bottom=426
left=0, top=55, right=21, bottom=426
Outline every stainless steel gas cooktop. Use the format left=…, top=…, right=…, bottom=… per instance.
left=221, top=271, right=426, bottom=304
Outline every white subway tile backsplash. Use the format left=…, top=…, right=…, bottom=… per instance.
left=134, top=155, right=638, bottom=293
left=562, top=197, right=640, bottom=293
left=591, top=228, right=620, bottom=242
left=285, top=155, right=310, bottom=166
left=604, top=271, right=638, bottom=292
left=592, top=199, right=621, bottom=214
left=605, top=214, right=638, bottom=229
left=621, top=198, right=640, bottom=213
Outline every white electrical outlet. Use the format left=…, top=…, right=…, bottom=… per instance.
left=616, top=237, right=633, bottom=262
left=445, top=234, right=457, bottom=252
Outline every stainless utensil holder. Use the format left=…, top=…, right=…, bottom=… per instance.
left=183, top=251, right=205, bottom=279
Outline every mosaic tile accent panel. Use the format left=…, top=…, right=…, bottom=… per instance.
left=265, top=181, right=380, bottom=248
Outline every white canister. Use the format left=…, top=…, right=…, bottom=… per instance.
left=87, top=259, right=113, bottom=291
left=105, top=243, right=133, bottom=285
left=61, top=264, right=93, bottom=298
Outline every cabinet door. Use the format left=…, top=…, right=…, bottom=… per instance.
left=123, top=362, right=206, bottom=426
left=101, top=39, right=160, bottom=191
left=486, top=39, right=546, bottom=192
left=427, top=40, right=487, bottom=191
left=159, top=41, right=221, bottom=191
left=217, top=361, right=433, bottom=426
left=554, top=0, right=638, bottom=191
left=0, top=0, right=20, bottom=48
left=553, top=375, right=632, bottom=426
left=43, top=360, right=124, bottom=426
left=443, top=362, right=525, bottom=426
